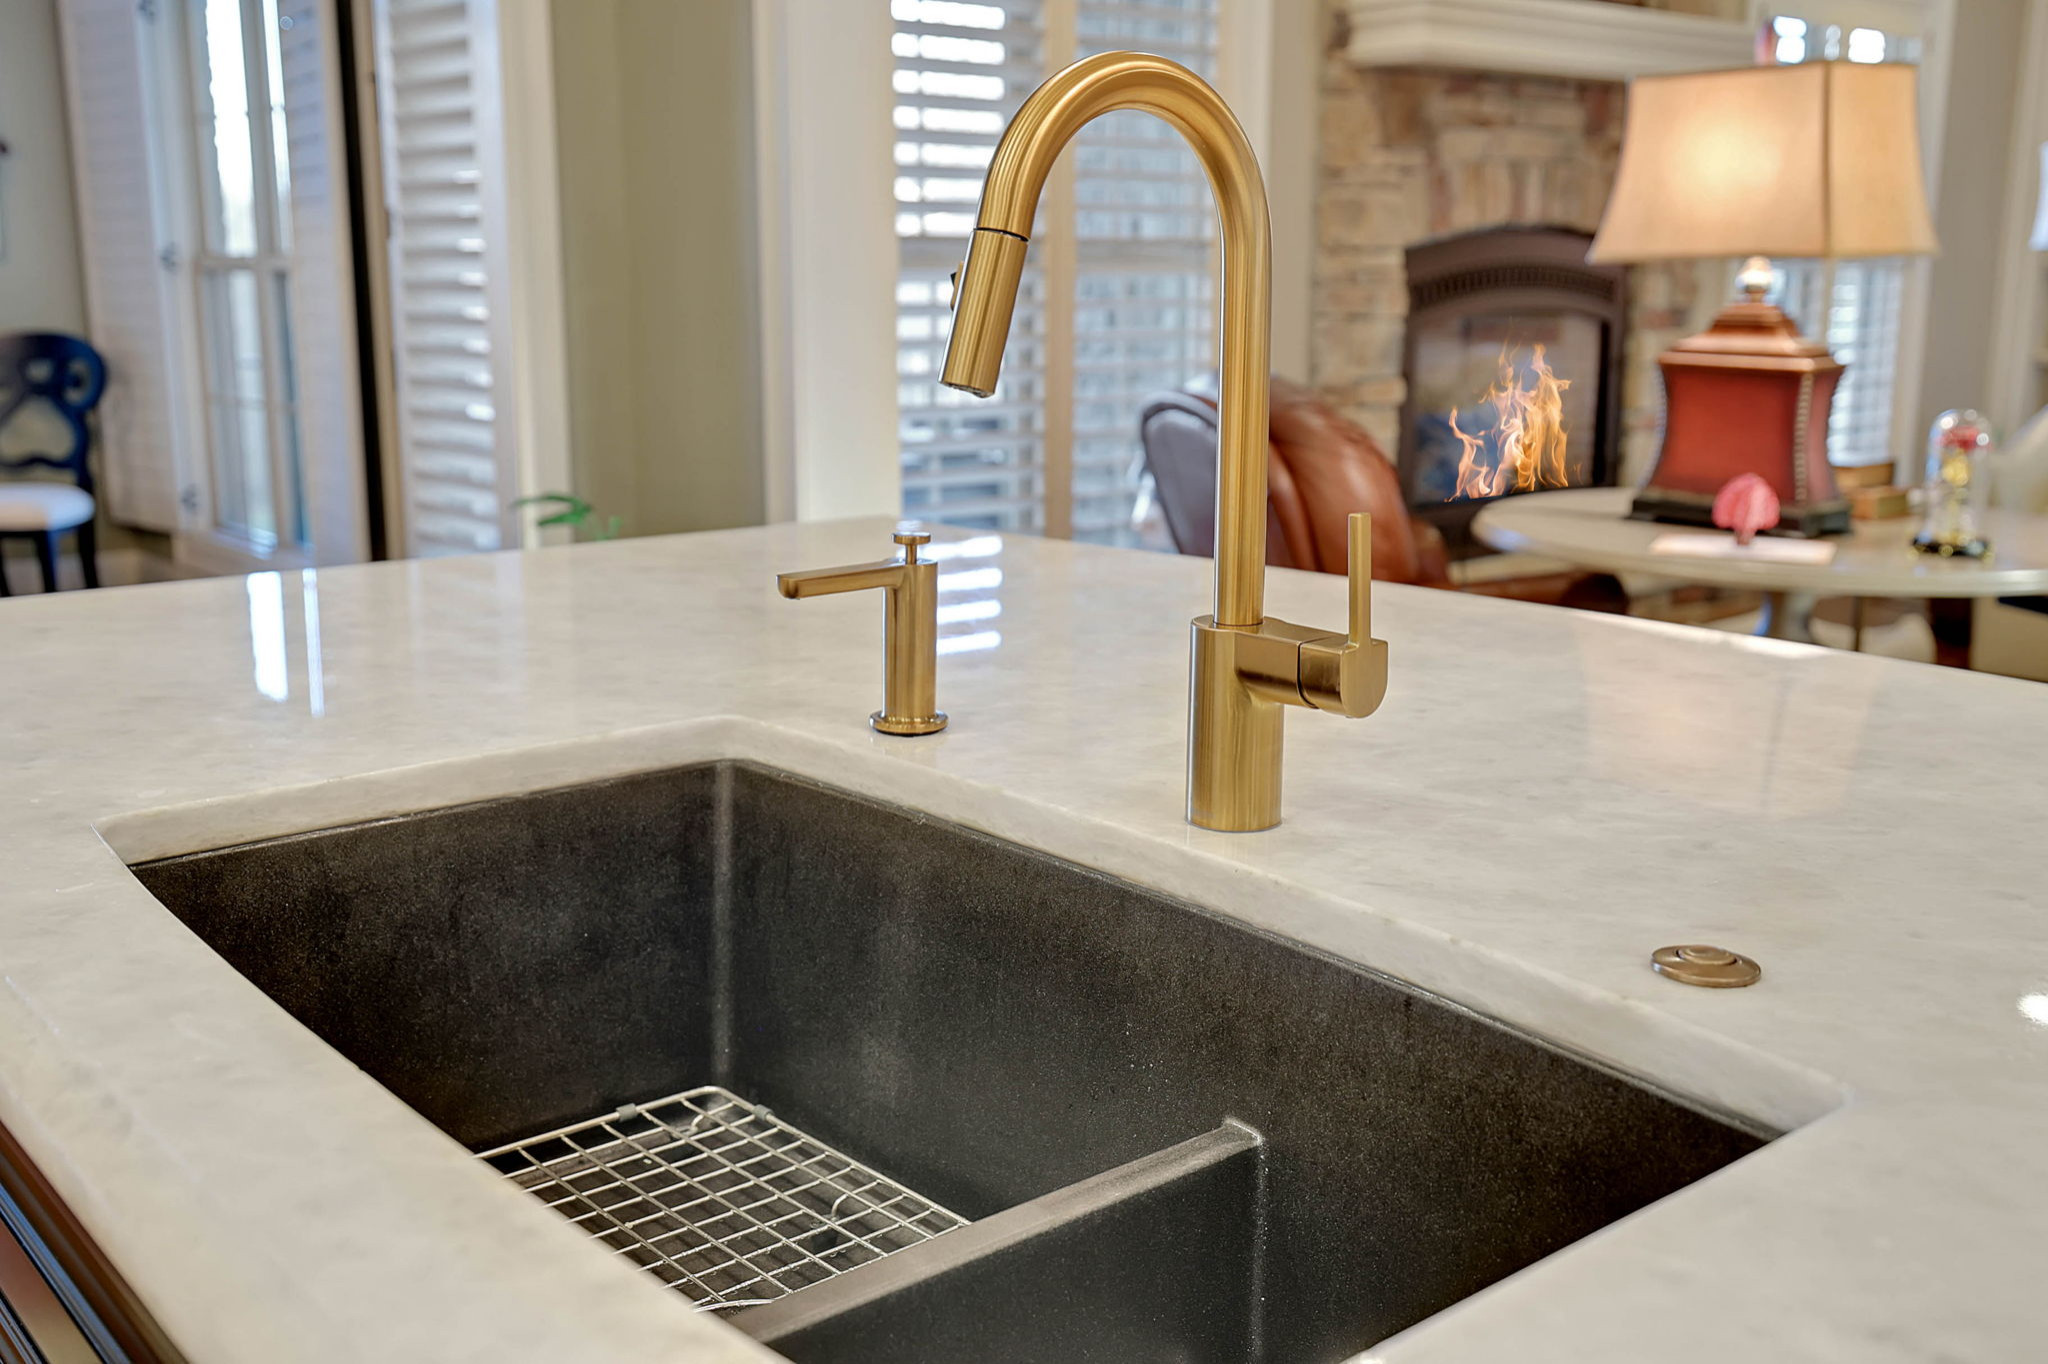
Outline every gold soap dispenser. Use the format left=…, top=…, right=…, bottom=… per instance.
left=778, top=528, right=947, bottom=736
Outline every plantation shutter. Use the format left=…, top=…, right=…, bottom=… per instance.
left=1804, top=257, right=1906, bottom=468
left=372, top=0, right=518, bottom=555
left=893, top=0, right=1049, bottom=533
left=55, top=0, right=194, bottom=533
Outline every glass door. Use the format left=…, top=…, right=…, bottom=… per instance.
left=184, top=0, right=308, bottom=559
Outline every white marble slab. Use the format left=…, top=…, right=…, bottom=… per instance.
left=1, top=518, right=2045, bottom=1361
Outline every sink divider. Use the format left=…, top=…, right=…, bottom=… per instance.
left=738, top=1120, right=1266, bottom=1364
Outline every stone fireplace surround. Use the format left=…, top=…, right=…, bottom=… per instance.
left=1311, top=2, right=1734, bottom=497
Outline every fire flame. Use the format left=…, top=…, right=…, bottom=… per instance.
left=1448, top=344, right=1572, bottom=500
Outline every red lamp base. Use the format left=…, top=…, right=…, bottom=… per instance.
left=1631, top=293, right=1852, bottom=538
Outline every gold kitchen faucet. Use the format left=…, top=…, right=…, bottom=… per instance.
left=942, top=51, right=1387, bottom=830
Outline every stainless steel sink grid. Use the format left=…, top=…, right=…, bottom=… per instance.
left=478, top=1086, right=967, bottom=1311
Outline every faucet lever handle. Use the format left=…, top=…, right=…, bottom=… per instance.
left=1298, top=512, right=1388, bottom=719
left=1345, top=512, right=1371, bottom=647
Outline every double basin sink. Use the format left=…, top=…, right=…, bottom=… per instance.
left=133, top=762, right=1770, bottom=1362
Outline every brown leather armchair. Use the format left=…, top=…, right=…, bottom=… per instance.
left=1138, top=378, right=1626, bottom=612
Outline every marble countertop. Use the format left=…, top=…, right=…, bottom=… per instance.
left=1, top=518, right=2044, bottom=1362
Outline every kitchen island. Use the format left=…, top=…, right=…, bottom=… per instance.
left=0, top=519, right=2042, bottom=1361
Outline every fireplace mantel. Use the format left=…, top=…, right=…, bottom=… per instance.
left=1344, top=0, right=1755, bottom=81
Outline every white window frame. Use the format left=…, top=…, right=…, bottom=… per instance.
left=753, top=0, right=902, bottom=523
left=180, top=0, right=309, bottom=563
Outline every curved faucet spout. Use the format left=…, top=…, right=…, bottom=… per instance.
left=940, top=52, right=1272, bottom=628
left=943, top=51, right=1382, bottom=833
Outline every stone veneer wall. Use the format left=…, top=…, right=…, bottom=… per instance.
left=1312, top=15, right=1726, bottom=487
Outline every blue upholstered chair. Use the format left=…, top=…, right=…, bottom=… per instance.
left=0, top=332, right=106, bottom=595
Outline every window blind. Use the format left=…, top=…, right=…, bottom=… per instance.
left=1070, top=0, right=1216, bottom=545
left=372, top=0, right=516, bottom=554
left=893, top=0, right=1049, bottom=533
left=1768, top=13, right=1914, bottom=470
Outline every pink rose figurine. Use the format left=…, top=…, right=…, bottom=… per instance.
left=1712, top=472, right=1782, bottom=545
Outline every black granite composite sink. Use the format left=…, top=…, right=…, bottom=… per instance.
left=133, top=763, right=1770, bottom=1363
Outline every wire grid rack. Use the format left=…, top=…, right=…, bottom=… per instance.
left=477, top=1085, right=967, bottom=1311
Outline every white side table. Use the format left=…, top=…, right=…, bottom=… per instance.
left=1473, top=487, right=2048, bottom=658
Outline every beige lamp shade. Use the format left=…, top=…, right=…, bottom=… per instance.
left=1589, top=62, right=1937, bottom=264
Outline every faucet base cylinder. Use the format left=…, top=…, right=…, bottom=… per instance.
left=1188, top=617, right=1286, bottom=832
left=871, top=711, right=949, bottom=737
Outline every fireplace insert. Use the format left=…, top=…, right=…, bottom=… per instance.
left=1398, top=226, right=1627, bottom=551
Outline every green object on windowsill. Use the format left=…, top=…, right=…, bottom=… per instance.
left=513, top=493, right=623, bottom=542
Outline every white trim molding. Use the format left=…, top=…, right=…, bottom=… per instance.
left=1886, top=0, right=1954, bottom=463
left=752, top=0, right=900, bottom=524
left=1988, top=0, right=2048, bottom=433
left=1218, top=0, right=1317, bottom=381
left=1344, top=0, right=1756, bottom=81
left=493, top=0, right=573, bottom=543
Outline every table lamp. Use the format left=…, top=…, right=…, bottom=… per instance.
left=1589, top=62, right=1938, bottom=536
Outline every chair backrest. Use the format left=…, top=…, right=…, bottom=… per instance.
left=1266, top=379, right=1443, bottom=585
left=1137, top=379, right=1445, bottom=585
left=1138, top=391, right=1307, bottom=570
left=0, top=332, right=108, bottom=492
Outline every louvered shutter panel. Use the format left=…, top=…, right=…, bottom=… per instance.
left=1817, top=257, right=1907, bottom=467
left=278, top=0, right=371, bottom=564
left=894, top=0, right=1049, bottom=533
left=374, top=0, right=516, bottom=556
left=55, top=0, right=194, bottom=533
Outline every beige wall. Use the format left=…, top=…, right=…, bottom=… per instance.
left=0, top=0, right=85, bottom=335
left=1265, top=0, right=1326, bottom=380
left=550, top=0, right=765, bottom=537
left=1912, top=0, right=2028, bottom=440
